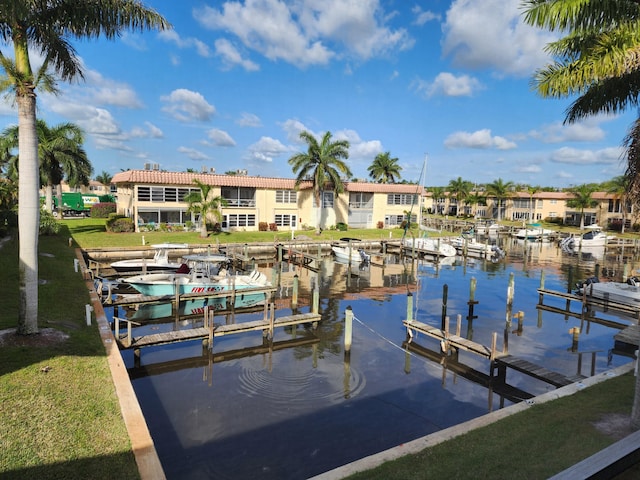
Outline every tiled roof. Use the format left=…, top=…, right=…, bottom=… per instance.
left=111, top=170, right=425, bottom=193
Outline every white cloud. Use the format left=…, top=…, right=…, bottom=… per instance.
left=178, top=146, right=212, bottom=161
left=281, top=119, right=316, bottom=143
left=247, top=136, right=291, bottom=163
left=442, top=0, right=555, bottom=76
left=158, top=30, right=213, bottom=57
left=411, top=6, right=440, bottom=26
left=195, top=0, right=413, bottom=67
left=207, top=128, right=236, bottom=147
left=130, top=122, right=164, bottom=139
left=550, top=146, right=622, bottom=165
left=236, top=112, right=262, bottom=127
left=528, top=118, right=611, bottom=143
left=414, top=72, right=483, bottom=98
left=444, top=129, right=517, bottom=150
left=160, top=89, right=215, bottom=122
left=214, top=39, right=260, bottom=71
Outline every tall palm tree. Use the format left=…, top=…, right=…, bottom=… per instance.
left=527, top=185, right=541, bottom=222
left=485, top=178, right=514, bottom=221
left=465, top=192, right=487, bottom=218
left=522, top=1, right=640, bottom=203
left=567, top=184, right=598, bottom=230
left=184, top=179, right=227, bottom=238
left=367, top=151, right=402, bottom=183
left=288, top=131, right=352, bottom=233
left=0, top=1, right=169, bottom=334
left=606, top=175, right=630, bottom=233
left=1, top=120, right=92, bottom=216
left=447, top=177, right=472, bottom=216
left=429, top=186, right=446, bottom=215
left=95, top=170, right=113, bottom=190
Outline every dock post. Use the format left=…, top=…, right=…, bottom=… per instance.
left=344, top=306, right=353, bottom=353
left=467, top=277, right=478, bottom=321
left=292, top=274, right=299, bottom=310
left=406, top=292, right=413, bottom=323
left=538, top=270, right=545, bottom=305
left=277, top=244, right=283, bottom=262
left=570, top=326, right=580, bottom=352
left=623, top=263, right=630, bottom=282
left=595, top=263, right=600, bottom=279
left=456, top=314, right=462, bottom=336
left=441, top=284, right=448, bottom=329
left=506, top=272, right=514, bottom=325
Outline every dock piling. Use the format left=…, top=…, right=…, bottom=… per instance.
left=344, top=306, right=353, bottom=353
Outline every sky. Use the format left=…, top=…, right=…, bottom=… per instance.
left=0, top=0, right=634, bottom=189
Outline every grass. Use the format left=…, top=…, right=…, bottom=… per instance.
left=0, top=228, right=139, bottom=480
left=0, top=218, right=638, bottom=479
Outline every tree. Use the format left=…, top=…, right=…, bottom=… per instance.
left=606, top=175, right=630, bottom=233
left=447, top=177, right=472, bottom=216
left=184, top=179, right=227, bottom=238
left=0, top=1, right=169, bottom=334
left=288, top=131, right=352, bottom=233
left=465, top=192, right=487, bottom=218
left=367, top=151, right=402, bottom=183
left=567, top=184, right=598, bottom=230
left=1, top=120, right=92, bottom=216
left=95, top=170, right=113, bottom=189
left=429, top=186, right=446, bottom=215
left=485, top=178, right=514, bottom=221
left=527, top=185, right=541, bottom=222
left=522, top=1, right=640, bottom=205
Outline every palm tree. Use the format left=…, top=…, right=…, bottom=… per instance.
left=1, top=120, right=92, bottom=216
left=429, top=186, right=446, bottom=215
left=522, top=1, right=640, bottom=204
left=567, top=184, right=598, bottom=230
left=184, top=179, right=227, bottom=238
left=465, top=192, right=487, bottom=218
left=288, top=131, right=352, bottom=233
left=95, top=170, right=113, bottom=190
left=485, top=178, right=514, bottom=221
left=367, top=152, right=402, bottom=183
left=0, top=1, right=169, bottom=334
left=447, top=177, right=473, bottom=216
left=606, top=176, right=630, bottom=234
left=527, top=185, right=541, bottom=222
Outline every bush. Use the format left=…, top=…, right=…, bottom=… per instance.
left=259, top=222, right=268, bottom=231
left=106, top=214, right=134, bottom=233
left=39, top=210, right=60, bottom=236
left=90, top=202, right=116, bottom=218
left=377, top=221, right=384, bottom=229
left=336, top=222, right=348, bottom=231
left=269, top=223, right=278, bottom=231
left=185, top=220, right=194, bottom=231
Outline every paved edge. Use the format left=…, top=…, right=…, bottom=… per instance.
left=308, top=362, right=636, bottom=480
left=77, top=249, right=166, bottom=480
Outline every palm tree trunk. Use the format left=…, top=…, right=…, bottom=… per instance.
left=56, top=184, right=64, bottom=219
left=17, top=93, right=39, bottom=335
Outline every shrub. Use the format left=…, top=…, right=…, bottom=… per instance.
left=158, top=222, right=169, bottom=232
left=336, top=222, right=348, bottom=231
left=106, top=214, right=134, bottom=233
left=39, top=210, right=60, bottom=236
left=269, top=223, right=278, bottom=231
left=259, top=222, right=268, bottom=231
left=377, top=221, right=384, bottom=229
left=90, top=202, right=116, bottom=218
left=185, top=220, right=194, bottom=231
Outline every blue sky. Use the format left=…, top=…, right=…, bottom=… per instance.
left=0, top=0, right=633, bottom=188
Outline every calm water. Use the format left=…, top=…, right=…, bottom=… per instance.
left=107, top=237, right=639, bottom=479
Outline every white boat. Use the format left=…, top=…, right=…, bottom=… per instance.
left=514, top=224, right=555, bottom=240
left=577, top=277, right=640, bottom=307
left=448, top=236, right=505, bottom=261
left=110, top=243, right=188, bottom=273
left=559, top=224, right=613, bottom=249
left=124, top=268, right=271, bottom=306
left=475, top=222, right=502, bottom=235
left=332, top=245, right=371, bottom=264
left=402, top=236, right=456, bottom=257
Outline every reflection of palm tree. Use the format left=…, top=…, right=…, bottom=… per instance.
left=0, top=1, right=168, bottom=334
left=288, top=131, right=351, bottom=234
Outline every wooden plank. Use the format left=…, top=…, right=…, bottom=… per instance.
left=403, top=320, right=493, bottom=358
left=614, top=325, right=640, bottom=347
left=548, top=428, right=640, bottom=479
left=496, top=355, right=576, bottom=387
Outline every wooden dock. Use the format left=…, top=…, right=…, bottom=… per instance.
left=115, top=311, right=322, bottom=350
left=404, top=318, right=586, bottom=389
left=537, top=287, right=640, bottom=319
left=614, top=324, right=640, bottom=348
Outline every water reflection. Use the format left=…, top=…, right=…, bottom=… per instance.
left=106, top=236, right=639, bottom=480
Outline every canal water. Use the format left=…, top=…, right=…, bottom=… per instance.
left=106, top=237, right=639, bottom=479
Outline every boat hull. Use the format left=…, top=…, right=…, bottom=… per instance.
left=402, top=237, right=456, bottom=257
left=579, top=281, right=640, bottom=306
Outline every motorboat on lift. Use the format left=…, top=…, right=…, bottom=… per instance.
left=448, top=235, right=505, bottom=261
left=110, top=243, right=188, bottom=273
left=402, top=234, right=456, bottom=257
left=576, top=276, right=640, bottom=307
left=514, top=223, right=556, bottom=241
left=560, top=224, right=613, bottom=249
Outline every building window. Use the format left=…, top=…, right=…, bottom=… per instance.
left=222, top=187, right=256, bottom=207
left=138, top=186, right=150, bottom=201
left=151, top=187, right=164, bottom=202
left=225, top=214, right=256, bottom=227
left=385, top=214, right=415, bottom=226
left=276, top=190, right=297, bottom=203
left=349, top=192, right=372, bottom=209
left=275, top=214, right=297, bottom=227
left=312, top=192, right=334, bottom=208
left=387, top=194, right=418, bottom=206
